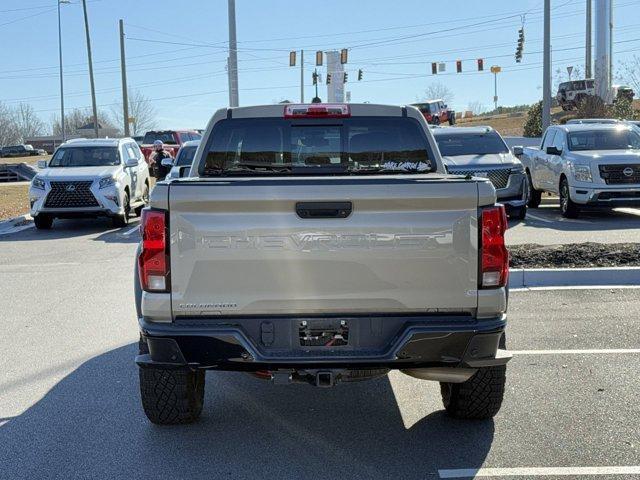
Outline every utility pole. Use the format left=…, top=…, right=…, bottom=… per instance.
left=595, top=0, right=612, bottom=100
left=586, top=0, right=592, bottom=78
left=300, top=50, right=304, bottom=103
left=119, top=20, right=130, bottom=137
left=542, top=0, right=551, bottom=131
left=491, top=66, right=501, bottom=110
left=227, top=0, right=239, bottom=107
left=81, top=0, right=99, bottom=138
left=57, top=0, right=70, bottom=141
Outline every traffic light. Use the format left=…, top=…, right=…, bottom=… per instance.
left=477, top=58, right=484, bottom=71
left=316, top=51, right=323, bottom=66
left=357, top=69, right=363, bottom=81
left=326, top=73, right=331, bottom=85
left=340, top=48, right=348, bottom=64
left=312, top=71, right=318, bottom=85
left=515, top=28, right=525, bottom=63
left=456, top=60, right=462, bottom=73
left=343, top=72, right=348, bottom=83
left=289, top=51, right=296, bottom=67
left=431, top=62, right=437, bottom=75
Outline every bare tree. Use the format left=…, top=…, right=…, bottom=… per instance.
left=14, top=103, right=45, bottom=139
left=0, top=102, right=21, bottom=146
left=467, top=101, right=487, bottom=116
left=617, top=55, right=640, bottom=93
left=420, top=82, right=454, bottom=104
left=110, top=89, right=158, bottom=136
left=553, top=65, right=583, bottom=92
left=51, top=108, right=118, bottom=136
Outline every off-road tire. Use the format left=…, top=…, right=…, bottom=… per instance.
left=440, top=365, right=506, bottom=419
left=34, top=214, right=53, bottom=230
left=560, top=177, right=580, bottom=218
left=112, top=191, right=130, bottom=227
left=139, top=366, right=205, bottom=425
left=134, top=183, right=149, bottom=217
left=526, top=171, right=542, bottom=208
left=433, top=116, right=441, bottom=125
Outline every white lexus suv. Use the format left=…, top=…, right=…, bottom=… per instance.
left=29, top=138, right=150, bottom=229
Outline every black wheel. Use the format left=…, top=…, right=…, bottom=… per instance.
left=134, top=183, right=149, bottom=217
left=433, top=116, right=441, bottom=125
left=448, top=116, right=455, bottom=126
left=526, top=170, right=542, bottom=208
left=559, top=177, right=580, bottom=218
left=440, top=365, right=506, bottom=419
left=34, top=214, right=53, bottom=230
left=509, top=205, right=527, bottom=220
left=112, top=191, right=130, bottom=227
left=139, top=367, right=205, bottom=425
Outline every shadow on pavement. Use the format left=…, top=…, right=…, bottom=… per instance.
left=0, top=344, right=494, bottom=479
left=0, top=217, right=140, bottom=243
left=517, top=205, right=640, bottom=232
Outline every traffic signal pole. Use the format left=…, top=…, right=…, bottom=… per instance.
left=300, top=50, right=304, bottom=103
left=119, top=19, right=130, bottom=137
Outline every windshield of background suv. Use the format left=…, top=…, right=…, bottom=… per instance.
left=49, top=146, right=120, bottom=167
left=175, top=145, right=198, bottom=166
left=201, top=116, right=434, bottom=176
left=434, top=131, right=509, bottom=156
left=142, top=132, right=177, bottom=145
left=568, top=129, right=640, bottom=151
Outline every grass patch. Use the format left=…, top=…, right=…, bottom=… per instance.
left=0, top=183, right=29, bottom=221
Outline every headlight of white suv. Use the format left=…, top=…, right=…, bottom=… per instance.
left=571, top=164, right=592, bottom=182
left=32, top=176, right=45, bottom=190
left=99, top=176, right=116, bottom=189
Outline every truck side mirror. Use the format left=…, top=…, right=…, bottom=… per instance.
left=37, top=159, right=48, bottom=169
left=161, top=158, right=174, bottom=167
left=512, top=146, right=523, bottom=157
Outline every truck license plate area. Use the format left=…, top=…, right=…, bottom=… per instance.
left=299, top=319, right=349, bottom=347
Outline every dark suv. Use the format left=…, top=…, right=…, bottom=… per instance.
left=1, top=144, right=44, bottom=158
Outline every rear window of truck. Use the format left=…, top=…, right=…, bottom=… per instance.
left=200, top=116, right=434, bottom=176
left=143, top=132, right=177, bottom=145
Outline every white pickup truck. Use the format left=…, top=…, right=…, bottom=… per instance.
left=134, top=103, right=511, bottom=425
left=515, top=123, right=640, bottom=217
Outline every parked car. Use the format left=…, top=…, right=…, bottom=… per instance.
left=134, top=102, right=511, bottom=425
left=1, top=144, right=45, bottom=158
left=139, top=130, right=201, bottom=164
left=566, top=118, right=621, bottom=125
left=29, top=138, right=150, bottom=229
left=515, top=123, right=640, bottom=218
left=166, top=139, right=200, bottom=180
left=432, top=126, right=528, bottom=219
left=557, top=79, right=595, bottom=110
left=411, top=100, right=455, bottom=125
left=132, top=135, right=144, bottom=145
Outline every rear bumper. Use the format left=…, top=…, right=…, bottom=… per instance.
left=136, top=314, right=510, bottom=371
left=496, top=172, right=527, bottom=210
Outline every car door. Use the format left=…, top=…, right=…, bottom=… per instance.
left=123, top=143, right=140, bottom=199
left=548, top=130, right=566, bottom=193
left=536, top=129, right=556, bottom=189
left=132, top=143, right=148, bottom=196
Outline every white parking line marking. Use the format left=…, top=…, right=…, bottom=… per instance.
left=615, top=207, right=640, bottom=217
left=122, top=225, right=140, bottom=236
left=524, top=213, right=553, bottom=223
left=0, top=262, right=80, bottom=269
left=512, top=348, right=640, bottom=355
left=511, top=285, right=640, bottom=292
left=438, top=466, right=640, bottom=478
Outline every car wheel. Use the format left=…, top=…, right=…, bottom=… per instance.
left=440, top=365, right=506, bottom=419
left=34, top=214, right=53, bottom=230
left=526, top=171, right=542, bottom=208
left=134, top=183, right=149, bottom=217
left=433, top=117, right=441, bottom=125
left=112, top=191, right=130, bottom=227
left=559, top=177, right=580, bottom=218
left=509, top=205, right=527, bottom=220
left=139, top=366, right=205, bottom=425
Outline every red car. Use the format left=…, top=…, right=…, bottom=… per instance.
left=140, top=130, right=202, bottom=163
left=411, top=100, right=456, bottom=125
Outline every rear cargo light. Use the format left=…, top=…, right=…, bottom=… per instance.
left=138, top=209, right=170, bottom=292
left=480, top=205, right=509, bottom=288
left=284, top=103, right=350, bottom=118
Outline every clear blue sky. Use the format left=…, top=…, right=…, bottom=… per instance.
left=2, top=0, right=639, bottom=130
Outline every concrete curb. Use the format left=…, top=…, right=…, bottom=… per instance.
left=0, top=214, right=33, bottom=235
left=509, top=266, right=640, bottom=288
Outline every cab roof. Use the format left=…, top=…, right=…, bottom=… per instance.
left=555, top=123, right=635, bottom=133
left=227, top=103, right=408, bottom=119
left=61, top=138, right=133, bottom=148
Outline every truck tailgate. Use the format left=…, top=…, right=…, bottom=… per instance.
left=169, top=177, right=479, bottom=317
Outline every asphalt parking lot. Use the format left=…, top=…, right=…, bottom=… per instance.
left=0, top=219, right=639, bottom=479
left=507, top=198, right=640, bottom=245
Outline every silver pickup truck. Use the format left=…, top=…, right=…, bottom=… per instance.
left=134, top=103, right=511, bottom=425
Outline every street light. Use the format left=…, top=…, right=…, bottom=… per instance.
left=58, top=0, right=71, bottom=142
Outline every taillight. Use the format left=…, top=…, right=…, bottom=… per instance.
left=480, top=205, right=509, bottom=288
left=284, top=103, right=350, bottom=118
left=138, top=209, right=170, bottom=292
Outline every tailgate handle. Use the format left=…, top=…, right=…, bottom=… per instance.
left=296, top=202, right=352, bottom=219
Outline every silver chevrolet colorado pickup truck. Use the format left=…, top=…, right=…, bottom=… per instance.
left=134, top=103, right=511, bottom=425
